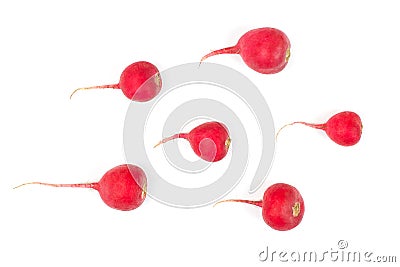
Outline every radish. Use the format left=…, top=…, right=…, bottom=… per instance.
left=200, top=27, right=291, bottom=74
left=14, top=164, right=147, bottom=211
left=276, top=111, right=363, bottom=146
left=154, top=121, right=231, bottom=162
left=215, top=183, right=304, bottom=231
left=70, top=61, right=162, bottom=101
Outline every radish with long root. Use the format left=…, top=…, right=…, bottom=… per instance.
left=215, top=183, right=304, bottom=231
left=276, top=111, right=363, bottom=146
left=154, top=121, right=231, bottom=162
left=200, top=27, right=291, bottom=74
left=70, top=61, right=162, bottom=101
left=13, top=164, right=147, bottom=211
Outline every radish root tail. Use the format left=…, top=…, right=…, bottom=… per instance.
left=70, top=84, right=120, bottom=99
left=275, top=121, right=326, bottom=141
left=213, top=199, right=263, bottom=208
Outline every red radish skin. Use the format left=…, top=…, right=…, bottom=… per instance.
left=215, top=183, right=304, bottom=231
left=201, top=27, right=291, bottom=74
left=154, top=121, right=231, bottom=162
left=276, top=111, right=363, bottom=146
left=13, top=164, right=147, bottom=211
left=70, top=61, right=162, bottom=101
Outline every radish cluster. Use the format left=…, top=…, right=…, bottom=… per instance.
left=14, top=26, right=364, bottom=235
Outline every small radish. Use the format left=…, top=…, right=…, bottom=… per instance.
left=215, top=183, right=304, bottom=231
left=200, top=27, right=291, bottom=74
left=154, top=121, right=231, bottom=162
left=70, top=61, right=162, bottom=101
left=276, top=111, right=363, bottom=146
left=14, top=164, right=147, bottom=211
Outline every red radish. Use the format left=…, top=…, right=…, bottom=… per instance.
left=276, top=111, right=363, bottom=146
left=154, top=121, right=231, bottom=162
left=13, top=164, right=147, bottom=211
left=70, top=61, right=162, bottom=101
left=215, top=183, right=304, bottom=231
left=200, top=27, right=291, bottom=74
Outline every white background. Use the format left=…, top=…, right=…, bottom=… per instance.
left=1, top=0, right=399, bottom=266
